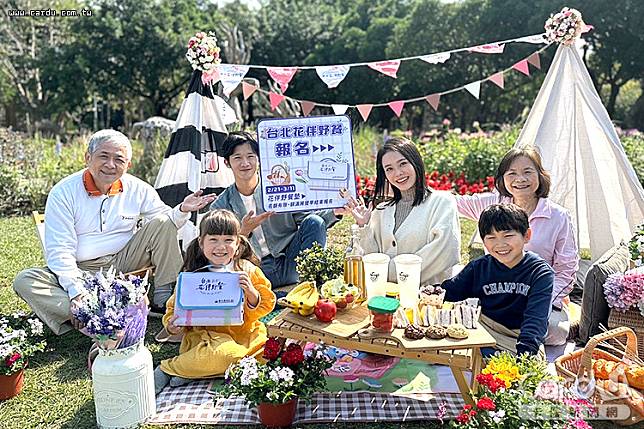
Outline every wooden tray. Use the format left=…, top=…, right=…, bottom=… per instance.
left=281, top=304, right=371, bottom=338
left=356, top=325, right=496, bottom=351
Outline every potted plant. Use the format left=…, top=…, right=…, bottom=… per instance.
left=72, top=267, right=154, bottom=427
left=222, top=338, right=333, bottom=427
left=0, top=311, right=46, bottom=400
left=449, top=352, right=596, bottom=428
left=295, top=242, right=344, bottom=288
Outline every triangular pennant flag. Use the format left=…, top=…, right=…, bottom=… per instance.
left=242, top=82, right=257, bottom=100
left=489, top=72, right=504, bottom=89
left=356, top=104, right=373, bottom=121
left=269, top=92, right=285, bottom=111
left=267, top=67, right=298, bottom=92
left=419, top=52, right=450, bottom=64
left=315, top=65, right=351, bottom=89
left=512, top=59, right=530, bottom=76
left=300, top=101, right=316, bottom=116
left=425, top=94, right=440, bottom=111
left=367, top=60, right=401, bottom=79
left=468, top=43, right=505, bottom=54
left=527, top=52, right=541, bottom=70
left=332, top=104, right=349, bottom=115
left=218, top=64, right=250, bottom=96
left=515, top=34, right=546, bottom=44
left=388, top=100, right=405, bottom=117
left=201, top=67, right=220, bottom=85
left=464, top=81, right=481, bottom=99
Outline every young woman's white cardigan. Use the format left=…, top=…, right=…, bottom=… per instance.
left=359, top=190, right=461, bottom=286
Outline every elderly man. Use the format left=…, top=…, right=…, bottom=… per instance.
left=13, top=129, right=215, bottom=335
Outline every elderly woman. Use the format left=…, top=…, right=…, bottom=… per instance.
left=344, top=137, right=461, bottom=287
left=456, top=147, right=579, bottom=345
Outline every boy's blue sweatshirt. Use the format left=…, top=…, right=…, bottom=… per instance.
left=442, top=251, right=554, bottom=355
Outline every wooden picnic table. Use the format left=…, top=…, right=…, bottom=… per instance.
left=266, top=304, right=496, bottom=405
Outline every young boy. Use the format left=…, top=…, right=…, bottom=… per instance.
left=442, top=203, right=554, bottom=356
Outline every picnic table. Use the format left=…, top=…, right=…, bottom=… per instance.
left=267, top=304, right=496, bottom=405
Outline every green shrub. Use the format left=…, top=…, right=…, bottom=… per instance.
left=622, top=133, right=644, bottom=187
left=0, top=135, right=159, bottom=216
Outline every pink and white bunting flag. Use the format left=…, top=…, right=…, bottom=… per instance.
left=368, top=60, right=401, bottom=79
left=218, top=64, right=250, bottom=96
left=315, top=65, right=351, bottom=89
left=357, top=104, right=373, bottom=121
left=419, top=52, right=451, bottom=65
left=516, top=34, right=547, bottom=44
left=242, top=82, right=257, bottom=100
left=201, top=67, right=220, bottom=85
left=464, top=81, right=481, bottom=99
left=527, top=52, right=541, bottom=69
left=468, top=43, right=505, bottom=54
left=512, top=59, right=530, bottom=76
left=489, top=72, right=504, bottom=89
left=267, top=67, right=298, bottom=92
left=332, top=104, right=349, bottom=115
left=300, top=101, right=316, bottom=116
left=425, top=94, right=440, bottom=111
left=269, top=92, right=285, bottom=111
left=388, top=100, right=405, bottom=117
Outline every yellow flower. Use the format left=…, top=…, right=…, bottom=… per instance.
left=482, top=360, right=521, bottom=388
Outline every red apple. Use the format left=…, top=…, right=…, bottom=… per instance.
left=335, top=297, right=347, bottom=309
left=314, top=299, right=337, bottom=323
left=345, top=293, right=355, bottom=304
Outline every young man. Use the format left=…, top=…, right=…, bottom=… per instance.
left=210, top=131, right=341, bottom=288
left=442, top=203, right=554, bottom=356
left=13, top=129, right=215, bottom=335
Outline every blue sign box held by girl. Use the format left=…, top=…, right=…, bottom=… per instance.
left=257, top=115, right=358, bottom=213
left=174, top=271, right=244, bottom=326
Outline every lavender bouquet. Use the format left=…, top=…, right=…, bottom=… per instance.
left=73, top=267, right=149, bottom=350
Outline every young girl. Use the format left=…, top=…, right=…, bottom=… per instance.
left=344, top=137, right=461, bottom=286
left=154, top=209, right=276, bottom=394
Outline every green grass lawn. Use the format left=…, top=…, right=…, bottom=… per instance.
left=0, top=215, right=613, bottom=429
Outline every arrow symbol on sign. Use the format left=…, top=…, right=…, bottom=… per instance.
left=313, top=146, right=319, bottom=152
left=328, top=144, right=334, bottom=151
left=320, top=145, right=326, bottom=152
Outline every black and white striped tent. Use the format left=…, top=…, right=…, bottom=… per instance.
left=155, top=70, right=237, bottom=244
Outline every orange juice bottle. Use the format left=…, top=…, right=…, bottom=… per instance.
left=344, top=224, right=365, bottom=302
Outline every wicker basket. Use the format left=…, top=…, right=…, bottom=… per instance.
left=555, top=327, right=643, bottom=426
left=609, top=308, right=644, bottom=358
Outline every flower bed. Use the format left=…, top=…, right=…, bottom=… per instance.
left=450, top=352, right=595, bottom=428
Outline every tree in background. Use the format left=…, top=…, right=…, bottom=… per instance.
left=1, top=0, right=642, bottom=132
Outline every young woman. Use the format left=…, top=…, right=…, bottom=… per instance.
left=154, top=209, right=276, bottom=394
left=456, top=147, right=579, bottom=345
left=345, top=137, right=461, bottom=286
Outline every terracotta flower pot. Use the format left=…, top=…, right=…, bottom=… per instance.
left=257, top=397, right=298, bottom=427
left=0, top=369, right=25, bottom=400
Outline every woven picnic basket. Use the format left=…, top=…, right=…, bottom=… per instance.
left=555, top=327, right=643, bottom=426
left=609, top=308, right=644, bottom=357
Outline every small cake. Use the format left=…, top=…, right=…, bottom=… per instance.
left=404, top=324, right=426, bottom=340
left=447, top=324, right=469, bottom=339
left=425, top=325, right=447, bottom=339
left=419, top=284, right=445, bottom=307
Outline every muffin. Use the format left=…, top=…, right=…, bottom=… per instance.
left=425, top=325, right=448, bottom=340
left=447, top=324, right=469, bottom=339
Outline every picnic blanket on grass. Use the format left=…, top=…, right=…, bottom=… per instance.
left=148, top=351, right=467, bottom=425
left=149, top=381, right=464, bottom=425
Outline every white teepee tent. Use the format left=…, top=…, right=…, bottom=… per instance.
left=515, top=44, right=644, bottom=260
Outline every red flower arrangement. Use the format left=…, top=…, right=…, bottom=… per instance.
left=476, top=396, right=496, bottom=411
left=475, top=372, right=507, bottom=393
